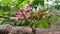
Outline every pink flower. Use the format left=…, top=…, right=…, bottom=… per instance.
left=26, top=13, right=31, bottom=18
left=18, top=12, right=24, bottom=20
left=25, top=5, right=32, bottom=13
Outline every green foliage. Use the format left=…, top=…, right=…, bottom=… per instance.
left=36, top=22, right=49, bottom=28
left=1, top=0, right=60, bottom=28
left=31, top=0, right=44, bottom=7
left=35, top=18, right=51, bottom=28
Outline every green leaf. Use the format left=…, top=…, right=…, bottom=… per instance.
left=30, top=11, right=35, bottom=15
left=36, top=21, right=49, bottom=28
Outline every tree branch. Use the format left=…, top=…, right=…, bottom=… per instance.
left=0, top=16, right=10, bottom=19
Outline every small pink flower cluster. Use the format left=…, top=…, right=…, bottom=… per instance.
left=12, top=5, right=49, bottom=21
left=18, top=12, right=24, bottom=20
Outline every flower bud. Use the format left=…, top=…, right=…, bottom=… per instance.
left=38, top=10, right=41, bottom=16
left=10, top=17, right=19, bottom=21
left=43, top=10, right=49, bottom=15
left=15, top=12, right=19, bottom=15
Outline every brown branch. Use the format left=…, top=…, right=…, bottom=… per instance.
left=20, top=10, right=37, bottom=34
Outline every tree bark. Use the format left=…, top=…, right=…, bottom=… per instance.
left=0, top=24, right=60, bottom=34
